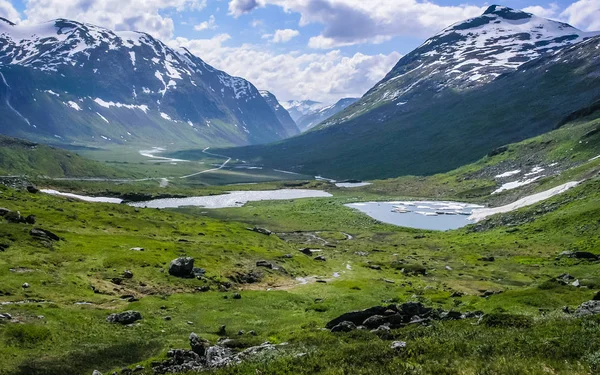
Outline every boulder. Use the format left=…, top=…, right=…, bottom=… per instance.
left=5, top=211, right=22, bottom=223
left=571, top=251, right=598, bottom=260
left=169, top=257, right=195, bottom=278
left=24, top=215, right=36, bottom=224
left=123, top=270, right=134, bottom=279
left=396, top=302, right=432, bottom=318
left=189, top=333, right=210, bottom=356
left=325, top=306, right=387, bottom=329
left=593, top=291, right=600, bottom=301
left=106, top=311, right=142, bottom=324
left=26, top=185, right=39, bottom=194
left=0, top=208, right=10, bottom=216
left=30, top=228, right=60, bottom=241
left=479, top=256, right=495, bottom=262
left=314, top=256, right=326, bottom=261
left=330, top=321, right=357, bottom=332
left=574, top=300, right=600, bottom=317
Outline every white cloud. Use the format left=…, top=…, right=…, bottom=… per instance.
left=231, top=0, right=485, bottom=49
left=170, top=35, right=400, bottom=103
left=22, top=0, right=207, bottom=40
left=228, top=0, right=263, bottom=17
left=522, top=3, right=560, bottom=18
left=0, top=0, right=21, bottom=23
left=194, top=14, right=217, bottom=31
left=272, top=28, right=300, bottom=43
left=560, top=0, right=600, bottom=31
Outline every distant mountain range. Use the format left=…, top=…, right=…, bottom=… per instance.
left=0, top=17, right=299, bottom=148
left=215, top=5, right=600, bottom=180
left=283, top=98, right=359, bottom=131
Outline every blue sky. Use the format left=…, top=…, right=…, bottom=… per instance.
left=1, top=0, right=598, bottom=103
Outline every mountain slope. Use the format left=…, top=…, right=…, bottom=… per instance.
left=213, top=7, right=600, bottom=180
left=0, top=134, right=130, bottom=178
left=282, top=100, right=323, bottom=124
left=0, top=18, right=292, bottom=148
left=296, top=98, right=359, bottom=131
left=259, top=91, right=299, bottom=137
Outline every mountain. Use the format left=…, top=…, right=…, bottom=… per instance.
left=296, top=98, right=359, bottom=131
left=0, top=18, right=294, bottom=148
left=282, top=100, right=324, bottom=124
left=213, top=6, right=600, bottom=180
left=259, top=90, right=299, bottom=137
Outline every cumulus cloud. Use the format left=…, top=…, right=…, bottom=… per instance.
left=232, top=0, right=485, bottom=49
left=272, top=28, right=300, bottom=43
left=22, top=0, right=207, bottom=40
left=522, top=3, right=560, bottom=18
left=0, top=0, right=21, bottom=23
left=560, top=0, right=600, bottom=31
left=194, top=14, right=217, bottom=31
left=170, top=35, right=401, bottom=103
left=228, top=0, right=263, bottom=17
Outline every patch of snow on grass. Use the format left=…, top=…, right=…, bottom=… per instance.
left=493, top=176, right=543, bottom=194
left=495, top=170, right=521, bottom=178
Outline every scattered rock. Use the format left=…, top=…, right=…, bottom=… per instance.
left=256, top=261, right=273, bottom=269
left=593, top=291, right=600, bottom=301
left=106, top=311, right=142, bottom=324
left=22, top=283, right=30, bottom=289
left=574, top=300, right=600, bottom=316
left=228, top=270, right=263, bottom=284
left=169, top=257, right=195, bottom=278
left=480, top=290, right=503, bottom=298
left=0, top=243, right=9, bottom=251
left=391, top=341, right=407, bottom=350
left=196, top=286, right=210, bottom=292
left=0, top=313, right=12, bottom=320
left=24, top=215, right=36, bottom=224
left=300, top=248, right=315, bottom=256
left=248, top=227, right=272, bottom=236
left=164, top=316, right=172, bottom=321
left=29, top=228, right=60, bottom=241
left=572, top=251, right=599, bottom=260
left=248, top=330, right=257, bottom=336
left=0, top=208, right=10, bottom=216
left=330, top=321, right=357, bottom=332
left=479, top=256, right=495, bottom=262
left=218, top=325, right=227, bottom=336
left=130, top=247, right=144, bottom=251
left=123, top=270, right=134, bottom=279
left=556, top=273, right=575, bottom=284
left=369, top=265, right=382, bottom=270
left=233, top=293, right=242, bottom=300
left=314, top=256, right=326, bottom=262
left=92, top=370, right=103, bottom=375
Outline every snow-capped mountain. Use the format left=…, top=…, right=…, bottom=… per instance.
left=282, top=98, right=358, bottom=131
left=323, top=5, right=598, bottom=127
left=0, top=18, right=293, bottom=147
left=259, top=90, right=299, bottom=137
left=282, top=100, right=324, bottom=123
left=297, top=98, right=359, bottom=131
left=220, top=8, right=600, bottom=180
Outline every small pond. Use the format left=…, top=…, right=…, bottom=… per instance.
left=345, top=201, right=484, bottom=231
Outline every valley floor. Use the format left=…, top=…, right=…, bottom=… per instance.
left=0, top=115, right=600, bottom=375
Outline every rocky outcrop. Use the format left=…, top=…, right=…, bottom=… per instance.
left=152, top=334, right=282, bottom=374
left=248, top=227, right=272, bottom=236
left=106, top=311, right=142, bottom=324
left=326, top=302, right=482, bottom=331
left=574, top=300, right=600, bottom=317
left=29, top=228, right=60, bottom=241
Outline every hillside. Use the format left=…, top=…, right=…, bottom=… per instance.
left=258, top=91, right=299, bottom=137
left=296, top=98, right=359, bottom=131
left=0, top=135, right=129, bottom=178
left=0, top=18, right=294, bottom=148
left=209, top=11, right=600, bottom=180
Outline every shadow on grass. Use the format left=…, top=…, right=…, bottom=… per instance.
left=14, top=340, right=162, bottom=375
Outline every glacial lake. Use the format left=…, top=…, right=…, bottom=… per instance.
left=41, top=189, right=332, bottom=209
left=346, top=201, right=484, bottom=231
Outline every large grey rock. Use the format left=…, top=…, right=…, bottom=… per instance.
left=169, top=257, right=195, bottom=278
left=106, top=311, right=142, bottom=324
left=30, top=228, right=60, bottom=241
left=574, top=300, right=600, bottom=316
left=4, top=211, right=22, bottom=223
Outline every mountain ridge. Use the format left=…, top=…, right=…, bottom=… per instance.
left=0, top=18, right=294, bottom=148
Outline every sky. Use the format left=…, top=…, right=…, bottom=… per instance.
left=1, top=0, right=599, bottom=104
